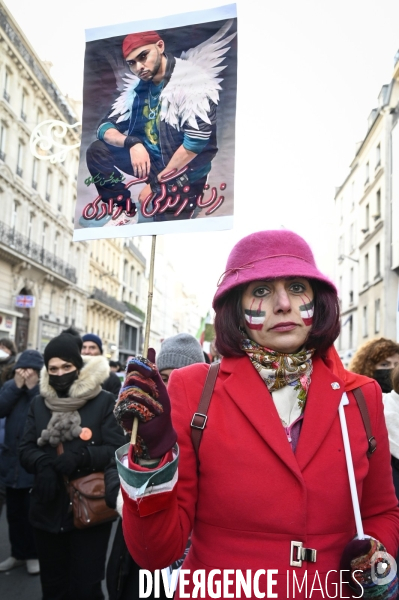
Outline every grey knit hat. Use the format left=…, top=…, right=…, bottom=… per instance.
left=156, top=333, right=205, bottom=371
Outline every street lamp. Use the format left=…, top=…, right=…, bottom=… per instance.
left=338, top=255, right=359, bottom=263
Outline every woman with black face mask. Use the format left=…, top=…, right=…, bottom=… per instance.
left=349, top=337, right=399, bottom=393
left=349, top=337, right=399, bottom=572
left=18, top=327, right=126, bottom=600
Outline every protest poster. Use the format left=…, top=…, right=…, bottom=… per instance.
left=73, top=4, right=237, bottom=241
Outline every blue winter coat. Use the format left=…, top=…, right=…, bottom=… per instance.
left=0, top=417, right=5, bottom=449
left=0, top=379, right=38, bottom=488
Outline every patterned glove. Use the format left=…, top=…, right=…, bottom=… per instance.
left=113, top=349, right=177, bottom=459
left=340, top=536, right=398, bottom=599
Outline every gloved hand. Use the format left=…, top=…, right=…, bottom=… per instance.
left=34, top=457, right=59, bottom=503
left=340, top=536, right=398, bottom=599
left=53, top=448, right=90, bottom=476
left=113, top=349, right=177, bottom=459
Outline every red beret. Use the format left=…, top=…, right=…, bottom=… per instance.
left=123, top=31, right=161, bottom=59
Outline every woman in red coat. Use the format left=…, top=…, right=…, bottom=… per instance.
left=114, top=230, right=399, bottom=599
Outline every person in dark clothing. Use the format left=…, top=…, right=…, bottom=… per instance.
left=105, top=333, right=204, bottom=600
left=19, top=328, right=126, bottom=600
left=82, top=333, right=121, bottom=398
left=0, top=338, right=16, bottom=518
left=0, top=349, right=43, bottom=575
left=0, top=415, right=5, bottom=516
left=104, top=454, right=152, bottom=600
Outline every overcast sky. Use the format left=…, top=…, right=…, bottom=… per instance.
left=4, top=0, right=399, bottom=312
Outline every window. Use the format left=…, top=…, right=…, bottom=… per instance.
left=65, top=297, right=70, bottom=325
left=364, top=162, right=369, bottom=185
left=349, top=315, right=353, bottom=348
left=375, top=243, right=381, bottom=277
left=375, top=143, right=381, bottom=169
left=11, top=200, right=18, bottom=230
left=57, top=181, right=64, bottom=212
left=130, top=266, right=135, bottom=287
left=49, top=289, right=55, bottom=314
left=362, top=306, right=368, bottom=337
left=71, top=299, right=77, bottom=327
left=54, top=231, right=59, bottom=256
left=375, top=299, right=381, bottom=334
left=349, top=267, right=354, bottom=304
left=21, top=90, right=27, bottom=122
left=3, top=69, right=10, bottom=103
left=72, top=194, right=76, bottom=224
left=349, top=223, right=355, bottom=251
left=16, top=142, right=23, bottom=177
left=46, top=170, right=52, bottom=202
left=364, top=254, right=369, bottom=285
left=375, top=189, right=381, bottom=220
left=123, top=259, right=128, bottom=284
left=75, top=248, right=81, bottom=284
left=28, top=212, right=34, bottom=242
left=32, top=158, right=38, bottom=190
left=42, top=222, right=48, bottom=246
left=363, top=204, right=369, bottom=233
left=36, top=107, right=43, bottom=125
left=0, top=122, right=6, bottom=161
left=136, top=272, right=141, bottom=305
left=351, top=181, right=355, bottom=210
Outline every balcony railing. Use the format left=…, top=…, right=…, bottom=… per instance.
left=0, top=220, right=77, bottom=283
left=90, top=287, right=126, bottom=314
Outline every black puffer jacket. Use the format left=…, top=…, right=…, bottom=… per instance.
left=19, top=356, right=126, bottom=533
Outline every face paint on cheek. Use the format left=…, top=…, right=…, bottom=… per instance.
left=299, top=295, right=314, bottom=326
left=244, top=299, right=266, bottom=330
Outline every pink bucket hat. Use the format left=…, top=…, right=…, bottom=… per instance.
left=213, top=230, right=337, bottom=307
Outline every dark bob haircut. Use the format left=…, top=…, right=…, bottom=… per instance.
left=214, top=279, right=340, bottom=358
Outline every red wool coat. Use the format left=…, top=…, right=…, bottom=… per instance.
left=122, top=354, right=399, bottom=599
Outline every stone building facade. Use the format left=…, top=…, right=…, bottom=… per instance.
left=335, top=55, right=399, bottom=363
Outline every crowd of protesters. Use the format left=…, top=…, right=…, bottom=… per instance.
left=0, top=328, right=213, bottom=599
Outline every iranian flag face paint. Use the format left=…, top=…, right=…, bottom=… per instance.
left=299, top=295, right=314, bottom=326
left=244, top=299, right=266, bottom=330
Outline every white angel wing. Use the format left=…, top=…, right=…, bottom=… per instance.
left=108, top=73, right=140, bottom=124
left=161, top=20, right=236, bottom=130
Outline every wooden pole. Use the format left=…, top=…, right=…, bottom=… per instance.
left=130, top=234, right=157, bottom=445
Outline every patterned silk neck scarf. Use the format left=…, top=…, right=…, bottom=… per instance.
left=240, top=338, right=314, bottom=411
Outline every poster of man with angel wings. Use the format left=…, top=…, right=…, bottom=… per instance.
left=73, top=5, right=237, bottom=241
